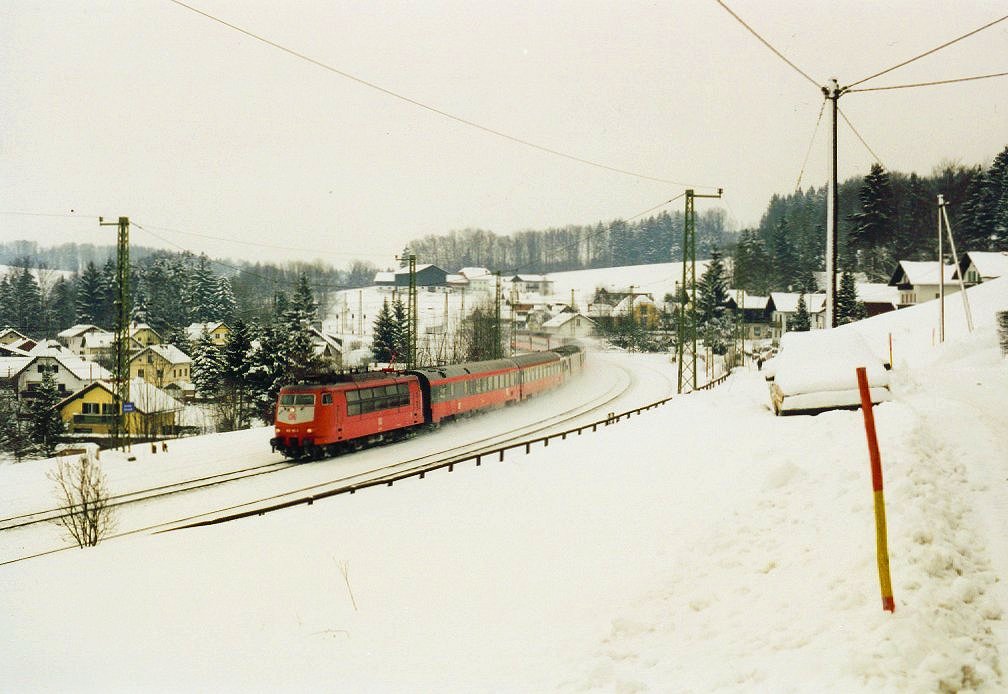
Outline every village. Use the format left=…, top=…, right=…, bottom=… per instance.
left=0, top=249, right=1003, bottom=447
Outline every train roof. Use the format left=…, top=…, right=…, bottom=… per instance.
left=286, top=369, right=411, bottom=387
left=510, top=351, right=561, bottom=367
left=409, top=358, right=517, bottom=381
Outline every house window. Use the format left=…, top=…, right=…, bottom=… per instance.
left=138, top=368, right=145, bottom=377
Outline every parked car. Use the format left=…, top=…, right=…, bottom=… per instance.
left=764, top=330, right=891, bottom=416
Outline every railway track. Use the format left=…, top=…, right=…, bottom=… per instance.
left=2, top=358, right=647, bottom=565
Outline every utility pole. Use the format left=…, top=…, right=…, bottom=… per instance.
left=823, top=78, right=844, bottom=329
left=677, top=188, right=723, bottom=393
left=937, top=195, right=974, bottom=338
left=407, top=255, right=417, bottom=368
left=493, top=271, right=502, bottom=359
left=99, top=216, right=130, bottom=451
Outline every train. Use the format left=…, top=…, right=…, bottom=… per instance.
left=270, top=345, right=586, bottom=459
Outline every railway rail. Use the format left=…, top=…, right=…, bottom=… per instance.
left=1, top=359, right=727, bottom=566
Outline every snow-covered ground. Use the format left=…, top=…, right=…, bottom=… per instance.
left=2, top=277, right=1006, bottom=692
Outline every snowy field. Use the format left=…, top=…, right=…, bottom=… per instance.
left=2, top=277, right=1006, bottom=692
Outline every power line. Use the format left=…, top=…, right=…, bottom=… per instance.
left=795, top=99, right=827, bottom=190
left=845, top=13, right=1008, bottom=89
left=847, top=70, right=1008, bottom=93
left=837, top=108, right=883, bottom=166
left=166, top=0, right=710, bottom=189
left=713, top=0, right=821, bottom=89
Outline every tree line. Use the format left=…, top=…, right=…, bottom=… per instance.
left=732, top=147, right=1008, bottom=292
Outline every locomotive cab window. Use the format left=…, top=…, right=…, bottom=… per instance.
left=280, top=394, right=315, bottom=406
left=322, top=393, right=333, bottom=405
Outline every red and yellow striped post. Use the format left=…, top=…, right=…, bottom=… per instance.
left=856, top=366, right=895, bottom=612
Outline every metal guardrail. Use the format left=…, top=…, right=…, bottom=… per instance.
left=167, top=369, right=734, bottom=531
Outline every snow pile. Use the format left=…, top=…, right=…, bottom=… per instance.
left=1, top=278, right=1006, bottom=692
left=772, top=329, right=890, bottom=395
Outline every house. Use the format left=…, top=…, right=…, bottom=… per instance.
left=373, top=270, right=396, bottom=287
left=380, top=264, right=449, bottom=288
left=888, top=261, right=958, bottom=306
left=768, top=293, right=826, bottom=336
left=130, top=322, right=163, bottom=347
left=612, top=294, right=661, bottom=328
left=541, top=312, right=596, bottom=339
left=185, top=321, right=231, bottom=347
left=725, top=293, right=772, bottom=340
left=57, top=378, right=182, bottom=438
left=129, top=344, right=193, bottom=388
left=57, top=324, right=105, bottom=356
left=856, top=283, right=899, bottom=317
left=459, top=267, right=496, bottom=292
left=12, top=348, right=111, bottom=401
left=955, top=251, right=1008, bottom=286
left=0, top=328, right=30, bottom=346
left=509, top=274, right=552, bottom=295
left=79, top=330, right=119, bottom=362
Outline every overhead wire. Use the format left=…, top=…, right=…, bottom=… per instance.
left=837, top=108, right=883, bottom=166
left=165, top=0, right=713, bottom=189
left=795, top=99, right=827, bottom=191
left=845, top=13, right=1008, bottom=89
left=846, top=70, right=1008, bottom=93
left=712, top=0, right=821, bottom=89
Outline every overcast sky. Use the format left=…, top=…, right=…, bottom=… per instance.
left=2, top=1, right=1005, bottom=269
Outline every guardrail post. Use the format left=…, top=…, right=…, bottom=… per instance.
left=856, top=366, right=895, bottom=613
left=476, top=455, right=481, bottom=466
left=525, top=442, right=531, bottom=454
left=499, top=450, right=504, bottom=462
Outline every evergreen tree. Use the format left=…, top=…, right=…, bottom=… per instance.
left=989, top=146, right=1008, bottom=246
left=75, top=261, right=104, bottom=325
left=215, top=276, right=238, bottom=322
left=371, top=299, right=396, bottom=363
left=790, top=293, right=811, bottom=332
left=850, top=163, right=895, bottom=280
left=0, top=388, right=33, bottom=463
left=836, top=271, right=867, bottom=325
left=291, top=273, right=318, bottom=323
left=188, top=255, right=219, bottom=322
left=11, top=267, right=44, bottom=336
left=696, top=247, right=729, bottom=327
left=0, top=276, right=13, bottom=329
left=99, top=258, right=117, bottom=329
left=190, top=328, right=224, bottom=399
left=49, top=276, right=77, bottom=332
left=29, top=370, right=65, bottom=456
left=217, top=319, right=256, bottom=430
left=391, top=298, right=409, bottom=362
left=769, top=218, right=800, bottom=290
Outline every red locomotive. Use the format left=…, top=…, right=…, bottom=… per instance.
left=270, top=345, right=585, bottom=459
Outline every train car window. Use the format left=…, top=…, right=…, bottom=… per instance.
left=385, top=384, right=398, bottom=396
left=348, top=402, right=361, bottom=415
left=397, top=383, right=409, bottom=396
left=346, top=390, right=360, bottom=402
left=322, top=393, right=333, bottom=405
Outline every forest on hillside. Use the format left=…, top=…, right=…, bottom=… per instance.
left=2, top=147, right=1004, bottom=340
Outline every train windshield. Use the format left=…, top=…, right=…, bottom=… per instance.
left=280, top=394, right=315, bottom=406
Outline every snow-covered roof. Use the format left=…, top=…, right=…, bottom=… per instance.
left=959, top=251, right=1008, bottom=280
left=769, top=292, right=826, bottom=313
left=185, top=322, right=228, bottom=340
left=738, top=294, right=769, bottom=311
left=373, top=271, right=395, bottom=284
left=144, top=344, right=192, bottom=364
left=889, top=261, right=956, bottom=287
left=511, top=274, right=549, bottom=283
left=0, top=327, right=29, bottom=341
left=612, top=294, right=656, bottom=314
left=130, top=322, right=161, bottom=336
left=856, top=283, right=899, bottom=305
left=19, top=352, right=112, bottom=381
left=57, top=323, right=101, bottom=339
left=458, top=267, right=492, bottom=279
left=541, top=312, right=594, bottom=329
left=0, top=342, right=29, bottom=357
left=445, top=274, right=468, bottom=285
left=81, top=331, right=116, bottom=349
left=0, top=356, right=33, bottom=379
left=57, top=378, right=182, bottom=413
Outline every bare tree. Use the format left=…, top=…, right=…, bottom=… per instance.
left=48, top=455, right=115, bottom=548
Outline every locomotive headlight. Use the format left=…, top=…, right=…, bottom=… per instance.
left=307, top=428, right=313, bottom=433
